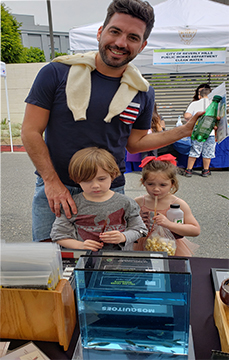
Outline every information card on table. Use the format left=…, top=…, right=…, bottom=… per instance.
left=1, top=342, right=50, bottom=360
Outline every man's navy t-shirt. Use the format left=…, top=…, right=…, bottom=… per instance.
left=25, top=62, right=155, bottom=188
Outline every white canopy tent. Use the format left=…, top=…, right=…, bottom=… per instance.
left=69, top=0, right=229, bottom=74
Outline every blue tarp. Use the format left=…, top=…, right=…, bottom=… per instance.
left=125, top=136, right=229, bottom=173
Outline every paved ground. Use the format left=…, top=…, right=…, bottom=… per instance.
left=1, top=152, right=229, bottom=259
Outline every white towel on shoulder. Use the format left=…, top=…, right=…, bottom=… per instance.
left=52, top=51, right=149, bottom=123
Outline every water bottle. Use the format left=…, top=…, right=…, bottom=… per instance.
left=176, top=115, right=183, bottom=127
left=166, top=204, right=184, bottom=224
left=191, top=95, right=222, bottom=142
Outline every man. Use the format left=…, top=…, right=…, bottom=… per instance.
left=21, top=0, right=201, bottom=242
left=184, top=88, right=214, bottom=177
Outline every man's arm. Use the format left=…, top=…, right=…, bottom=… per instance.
left=21, top=103, right=77, bottom=218
left=126, top=111, right=204, bottom=153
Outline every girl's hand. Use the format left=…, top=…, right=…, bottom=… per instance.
left=81, top=239, right=104, bottom=252
left=99, top=231, right=126, bottom=244
left=153, top=213, right=171, bottom=227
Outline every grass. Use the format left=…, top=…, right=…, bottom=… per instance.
left=1, top=120, right=22, bottom=144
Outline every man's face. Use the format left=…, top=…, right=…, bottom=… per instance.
left=97, top=13, right=147, bottom=69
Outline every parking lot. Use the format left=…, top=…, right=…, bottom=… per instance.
left=1, top=152, right=229, bottom=259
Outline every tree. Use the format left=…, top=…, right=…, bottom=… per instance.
left=23, top=47, right=46, bottom=63
left=51, top=51, right=68, bottom=59
left=1, top=3, right=24, bottom=63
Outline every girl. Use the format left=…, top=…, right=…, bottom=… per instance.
left=134, top=154, right=200, bottom=256
left=51, top=147, right=147, bottom=251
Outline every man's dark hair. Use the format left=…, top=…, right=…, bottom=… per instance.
left=103, top=0, right=155, bottom=41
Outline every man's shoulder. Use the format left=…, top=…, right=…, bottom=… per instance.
left=49, top=61, right=71, bottom=73
left=148, top=85, right=155, bottom=96
left=41, top=61, right=71, bottom=75
left=134, top=84, right=154, bottom=105
left=34, top=61, right=71, bottom=83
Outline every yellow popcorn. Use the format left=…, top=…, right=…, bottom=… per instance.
left=145, top=235, right=176, bottom=255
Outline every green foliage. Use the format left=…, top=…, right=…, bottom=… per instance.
left=1, top=118, right=7, bottom=125
left=217, top=193, right=229, bottom=201
left=1, top=4, right=46, bottom=64
left=52, top=51, right=68, bottom=59
left=1, top=3, right=24, bottom=63
left=22, top=47, right=46, bottom=63
left=1, top=121, right=22, bottom=137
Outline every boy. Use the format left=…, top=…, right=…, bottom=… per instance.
left=51, top=147, right=147, bottom=251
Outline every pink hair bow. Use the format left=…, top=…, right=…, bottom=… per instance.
left=139, top=154, right=177, bottom=168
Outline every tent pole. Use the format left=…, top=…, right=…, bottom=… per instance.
left=4, top=76, right=13, bottom=153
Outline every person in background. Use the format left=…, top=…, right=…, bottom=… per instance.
left=141, top=102, right=165, bottom=158
left=184, top=83, right=211, bottom=123
left=151, top=102, right=166, bottom=132
left=51, top=147, right=147, bottom=251
left=192, top=83, right=211, bottom=102
left=134, top=156, right=200, bottom=256
left=21, top=0, right=202, bottom=242
left=184, top=88, right=215, bottom=177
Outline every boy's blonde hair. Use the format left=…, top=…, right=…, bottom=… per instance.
left=69, top=147, right=121, bottom=183
left=141, top=159, right=179, bottom=194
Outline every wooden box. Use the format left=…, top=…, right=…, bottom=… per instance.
left=214, top=291, right=229, bottom=353
left=0, top=279, right=76, bottom=351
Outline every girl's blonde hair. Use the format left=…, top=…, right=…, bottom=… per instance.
left=141, top=159, right=179, bottom=194
left=69, top=147, right=121, bottom=183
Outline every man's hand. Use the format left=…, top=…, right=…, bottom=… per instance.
left=99, top=231, right=126, bottom=244
left=185, top=112, right=221, bottom=140
left=183, top=111, right=205, bottom=136
left=44, top=179, right=77, bottom=218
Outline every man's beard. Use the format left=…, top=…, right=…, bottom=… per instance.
left=99, top=44, right=134, bottom=68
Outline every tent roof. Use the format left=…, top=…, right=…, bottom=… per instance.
left=153, top=0, right=229, bottom=28
left=147, top=0, right=229, bottom=49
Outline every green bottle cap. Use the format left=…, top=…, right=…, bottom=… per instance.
left=213, top=95, right=222, bottom=102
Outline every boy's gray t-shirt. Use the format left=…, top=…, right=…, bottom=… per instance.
left=51, top=192, right=147, bottom=250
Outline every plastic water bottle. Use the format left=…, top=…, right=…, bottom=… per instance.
left=176, top=115, right=183, bottom=127
left=191, top=95, right=222, bottom=142
left=166, top=204, right=184, bottom=224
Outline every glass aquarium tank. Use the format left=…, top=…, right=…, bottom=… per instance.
left=74, top=252, right=192, bottom=360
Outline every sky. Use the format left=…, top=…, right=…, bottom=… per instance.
left=3, top=0, right=165, bottom=33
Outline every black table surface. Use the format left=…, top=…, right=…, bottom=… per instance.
left=3, top=256, right=229, bottom=360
